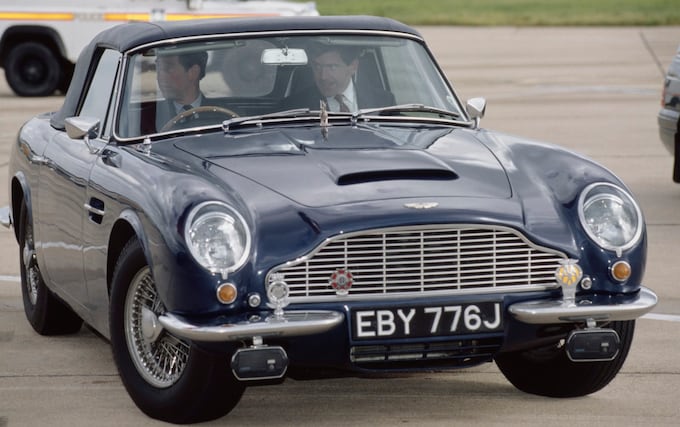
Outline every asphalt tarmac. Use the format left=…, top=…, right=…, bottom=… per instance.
left=1, top=26, right=680, bottom=426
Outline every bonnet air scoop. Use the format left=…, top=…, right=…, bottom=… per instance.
left=337, top=168, right=457, bottom=185
left=315, top=149, right=459, bottom=186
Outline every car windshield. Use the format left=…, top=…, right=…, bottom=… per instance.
left=116, top=34, right=464, bottom=139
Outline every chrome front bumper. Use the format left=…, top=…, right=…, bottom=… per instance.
left=509, top=287, right=658, bottom=324
left=159, top=310, right=344, bottom=342
left=158, top=288, right=657, bottom=342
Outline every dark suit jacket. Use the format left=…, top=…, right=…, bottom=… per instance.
left=281, top=83, right=395, bottom=112
left=140, top=97, right=208, bottom=135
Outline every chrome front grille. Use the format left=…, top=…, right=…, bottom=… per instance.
left=267, top=225, right=566, bottom=302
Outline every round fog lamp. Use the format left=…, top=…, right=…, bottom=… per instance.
left=611, top=261, right=632, bottom=282
left=267, top=280, right=289, bottom=305
left=216, top=283, right=238, bottom=304
left=555, top=262, right=583, bottom=287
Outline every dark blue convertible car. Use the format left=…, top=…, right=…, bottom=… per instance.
left=1, top=16, right=657, bottom=423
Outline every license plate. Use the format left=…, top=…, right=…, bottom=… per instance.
left=351, top=302, right=503, bottom=340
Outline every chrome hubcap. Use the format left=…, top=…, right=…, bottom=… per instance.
left=22, top=222, right=39, bottom=306
left=124, top=267, right=190, bottom=388
left=141, top=306, right=163, bottom=342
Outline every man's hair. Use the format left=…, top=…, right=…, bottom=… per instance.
left=307, top=42, right=360, bottom=65
left=178, top=51, right=208, bottom=79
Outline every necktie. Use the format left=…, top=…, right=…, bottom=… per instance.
left=181, top=104, right=193, bottom=112
left=335, top=94, right=350, bottom=112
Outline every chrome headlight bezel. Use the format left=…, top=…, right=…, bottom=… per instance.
left=184, top=201, right=251, bottom=276
left=577, top=182, right=643, bottom=253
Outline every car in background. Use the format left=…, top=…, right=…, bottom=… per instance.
left=2, top=16, right=657, bottom=423
left=658, top=44, right=680, bottom=182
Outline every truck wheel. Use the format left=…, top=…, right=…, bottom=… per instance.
left=5, top=42, right=63, bottom=96
left=18, top=202, right=82, bottom=335
left=109, top=238, right=244, bottom=423
left=495, top=320, right=635, bottom=397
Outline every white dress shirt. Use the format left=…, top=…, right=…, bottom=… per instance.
left=326, top=80, right=357, bottom=113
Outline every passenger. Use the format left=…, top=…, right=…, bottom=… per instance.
left=283, top=43, right=395, bottom=112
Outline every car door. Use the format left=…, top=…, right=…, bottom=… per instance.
left=37, top=48, right=120, bottom=316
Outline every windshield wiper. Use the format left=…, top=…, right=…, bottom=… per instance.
left=222, top=108, right=316, bottom=132
left=222, top=104, right=463, bottom=133
left=354, top=103, right=461, bottom=120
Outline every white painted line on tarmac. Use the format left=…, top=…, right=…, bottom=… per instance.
left=642, top=313, right=680, bottom=322
left=0, top=275, right=20, bottom=283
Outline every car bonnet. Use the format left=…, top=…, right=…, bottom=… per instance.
left=174, top=125, right=512, bottom=208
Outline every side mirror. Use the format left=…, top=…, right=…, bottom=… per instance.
left=466, top=97, right=487, bottom=129
left=64, top=116, right=101, bottom=154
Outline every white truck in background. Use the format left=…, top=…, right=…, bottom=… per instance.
left=0, top=0, right=318, bottom=96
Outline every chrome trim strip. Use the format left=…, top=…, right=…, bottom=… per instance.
left=84, top=203, right=105, bottom=217
left=127, top=29, right=425, bottom=56
left=158, top=310, right=343, bottom=342
left=509, top=287, right=658, bottom=324
left=0, top=206, right=11, bottom=229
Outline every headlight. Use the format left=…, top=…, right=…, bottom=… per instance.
left=184, top=202, right=251, bottom=276
left=577, top=183, right=643, bottom=252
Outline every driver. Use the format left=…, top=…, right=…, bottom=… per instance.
left=155, top=51, right=208, bottom=130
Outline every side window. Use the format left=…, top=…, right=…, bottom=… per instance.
left=79, top=49, right=121, bottom=136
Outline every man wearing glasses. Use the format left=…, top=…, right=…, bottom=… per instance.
left=283, top=43, right=394, bottom=112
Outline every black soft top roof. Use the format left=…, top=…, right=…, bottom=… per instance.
left=51, top=16, right=421, bottom=129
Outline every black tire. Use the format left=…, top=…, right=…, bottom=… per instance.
left=109, top=238, right=244, bottom=423
left=5, top=42, right=63, bottom=97
left=18, top=202, right=83, bottom=335
left=495, top=320, right=635, bottom=397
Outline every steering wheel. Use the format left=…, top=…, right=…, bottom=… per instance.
left=160, top=105, right=239, bottom=132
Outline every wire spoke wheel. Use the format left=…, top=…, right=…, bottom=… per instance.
left=111, top=238, right=244, bottom=422
left=18, top=202, right=82, bottom=335
left=124, top=267, right=190, bottom=388
left=22, top=219, right=39, bottom=306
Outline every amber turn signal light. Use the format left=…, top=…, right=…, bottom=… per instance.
left=217, top=283, right=238, bottom=304
left=611, top=261, right=631, bottom=282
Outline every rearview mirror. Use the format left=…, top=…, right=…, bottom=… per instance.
left=261, top=48, right=308, bottom=65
